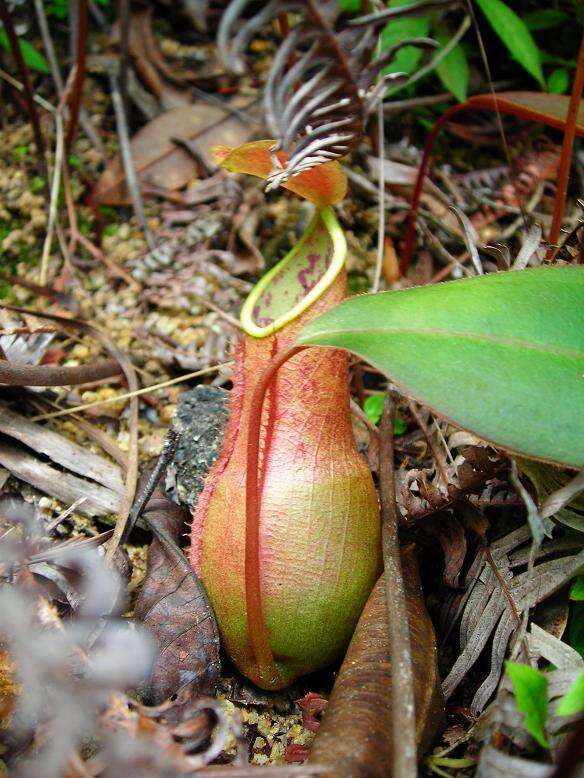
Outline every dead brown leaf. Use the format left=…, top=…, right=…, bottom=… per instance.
left=89, top=102, right=255, bottom=206
left=134, top=478, right=220, bottom=704
left=308, top=545, right=443, bottom=776
left=424, top=514, right=467, bottom=588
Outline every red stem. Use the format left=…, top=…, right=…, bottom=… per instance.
left=0, top=0, right=46, bottom=175
left=546, top=34, right=584, bottom=260
left=401, top=101, right=468, bottom=276
left=245, top=343, right=305, bottom=687
left=65, top=0, right=88, bottom=150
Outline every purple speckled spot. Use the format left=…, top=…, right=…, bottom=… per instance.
left=298, top=252, right=322, bottom=294
left=253, top=303, right=274, bottom=327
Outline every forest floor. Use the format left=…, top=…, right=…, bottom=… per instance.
left=0, top=4, right=582, bottom=777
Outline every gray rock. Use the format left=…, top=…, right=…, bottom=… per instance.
left=170, top=385, right=230, bottom=509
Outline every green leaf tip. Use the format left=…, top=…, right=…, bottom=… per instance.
left=506, top=661, right=549, bottom=748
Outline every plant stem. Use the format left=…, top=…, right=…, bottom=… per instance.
left=65, top=0, right=88, bottom=150
left=372, top=31, right=386, bottom=293
left=39, top=111, right=64, bottom=285
left=109, top=72, right=157, bottom=252
left=401, top=102, right=465, bottom=274
left=34, top=0, right=104, bottom=154
left=547, top=33, right=584, bottom=260
left=245, top=344, right=305, bottom=687
left=118, top=0, right=130, bottom=114
left=0, top=0, right=46, bottom=175
left=379, top=394, right=417, bottom=777
left=33, top=0, right=65, bottom=92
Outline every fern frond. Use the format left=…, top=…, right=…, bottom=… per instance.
left=218, top=0, right=441, bottom=188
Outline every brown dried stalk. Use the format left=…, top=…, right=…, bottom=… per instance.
left=0, top=358, right=121, bottom=386
left=378, top=394, right=417, bottom=777
left=547, top=33, right=584, bottom=259
left=65, top=0, right=89, bottom=149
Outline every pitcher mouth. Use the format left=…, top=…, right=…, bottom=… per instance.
left=240, top=206, right=346, bottom=338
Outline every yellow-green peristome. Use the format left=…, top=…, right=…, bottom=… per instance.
left=240, top=207, right=346, bottom=338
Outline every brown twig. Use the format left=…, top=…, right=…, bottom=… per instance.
left=484, top=547, right=521, bottom=627
left=33, top=0, right=64, bottom=93
left=547, top=33, right=584, bottom=259
left=0, top=358, right=120, bottom=386
left=379, top=394, right=417, bottom=776
left=121, top=424, right=180, bottom=542
left=350, top=398, right=380, bottom=443
left=0, top=0, right=46, bottom=174
left=0, top=273, right=79, bottom=311
left=108, top=71, right=157, bottom=252
left=74, top=231, right=142, bottom=290
left=401, top=102, right=463, bottom=275
left=65, top=0, right=89, bottom=150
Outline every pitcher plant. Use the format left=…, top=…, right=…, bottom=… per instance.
left=190, top=141, right=381, bottom=690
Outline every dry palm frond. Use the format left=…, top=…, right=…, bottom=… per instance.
left=441, top=525, right=584, bottom=714
left=218, top=0, right=441, bottom=187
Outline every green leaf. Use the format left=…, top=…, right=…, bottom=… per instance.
left=45, top=0, right=69, bottom=18
left=0, top=31, right=50, bottom=74
left=557, top=671, right=584, bottom=716
left=30, top=176, right=46, bottom=192
left=571, top=577, right=584, bottom=601
left=363, top=394, right=406, bottom=433
left=337, top=0, right=362, bottom=12
left=506, top=661, right=549, bottom=748
left=548, top=68, right=570, bottom=95
left=297, top=267, right=584, bottom=468
left=523, top=9, right=569, bottom=31
left=435, top=27, right=469, bottom=102
left=474, top=0, right=545, bottom=86
left=364, top=394, right=385, bottom=425
left=380, top=0, right=430, bottom=76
